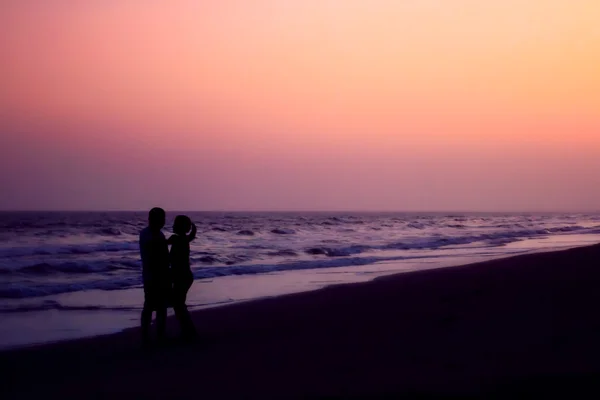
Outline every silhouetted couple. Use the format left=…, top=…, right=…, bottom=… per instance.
left=139, top=207, right=198, bottom=346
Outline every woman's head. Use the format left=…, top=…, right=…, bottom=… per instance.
left=173, top=215, right=192, bottom=235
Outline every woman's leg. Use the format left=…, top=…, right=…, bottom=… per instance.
left=173, top=277, right=196, bottom=338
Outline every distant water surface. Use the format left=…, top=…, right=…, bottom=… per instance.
left=1, top=211, right=600, bottom=300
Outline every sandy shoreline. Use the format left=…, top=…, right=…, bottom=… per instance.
left=3, top=243, right=600, bottom=398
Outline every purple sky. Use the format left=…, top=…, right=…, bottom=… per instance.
left=1, top=1, right=600, bottom=211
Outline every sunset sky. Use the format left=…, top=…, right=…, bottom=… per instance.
left=1, top=0, right=599, bottom=211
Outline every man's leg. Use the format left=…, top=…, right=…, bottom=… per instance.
left=141, top=306, right=153, bottom=345
left=155, top=282, right=169, bottom=342
left=142, top=283, right=158, bottom=346
left=156, top=306, right=167, bottom=341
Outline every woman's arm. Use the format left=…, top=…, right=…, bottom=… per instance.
left=187, top=223, right=197, bottom=243
left=166, top=234, right=176, bottom=245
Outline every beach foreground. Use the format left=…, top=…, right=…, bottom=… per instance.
left=2, top=244, right=600, bottom=398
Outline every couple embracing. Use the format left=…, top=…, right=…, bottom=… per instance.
left=139, top=207, right=198, bottom=346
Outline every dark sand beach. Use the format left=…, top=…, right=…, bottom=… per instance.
left=3, top=244, right=600, bottom=398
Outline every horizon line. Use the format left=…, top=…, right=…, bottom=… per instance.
left=1, top=209, right=599, bottom=214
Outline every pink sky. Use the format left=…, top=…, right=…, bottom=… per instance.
left=1, top=0, right=599, bottom=211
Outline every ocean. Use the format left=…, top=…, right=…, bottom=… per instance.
left=1, top=211, right=600, bottom=349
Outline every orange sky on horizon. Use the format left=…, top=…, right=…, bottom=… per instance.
left=1, top=0, right=600, bottom=211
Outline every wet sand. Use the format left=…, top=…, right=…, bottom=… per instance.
left=2, top=244, right=600, bottom=398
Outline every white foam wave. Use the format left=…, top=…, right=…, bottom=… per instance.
left=0, top=242, right=138, bottom=258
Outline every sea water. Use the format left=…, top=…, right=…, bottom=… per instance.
left=1, top=211, right=600, bottom=349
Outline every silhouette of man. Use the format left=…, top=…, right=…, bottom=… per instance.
left=139, top=207, right=170, bottom=346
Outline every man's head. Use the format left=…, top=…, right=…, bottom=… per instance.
left=148, top=207, right=166, bottom=230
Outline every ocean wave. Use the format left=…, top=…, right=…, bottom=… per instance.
left=0, top=300, right=140, bottom=314
left=92, top=227, right=123, bottom=236
left=306, top=247, right=330, bottom=255
left=0, top=252, right=445, bottom=299
left=305, top=245, right=371, bottom=257
left=312, top=225, right=593, bottom=255
left=191, top=254, right=444, bottom=281
left=20, top=262, right=128, bottom=275
left=0, top=258, right=381, bottom=299
left=0, top=276, right=141, bottom=299
left=0, top=259, right=139, bottom=276
left=33, top=229, right=71, bottom=237
left=0, top=223, right=597, bottom=300
left=0, top=298, right=237, bottom=314
left=266, top=249, right=298, bottom=257
left=0, top=242, right=139, bottom=258
left=1, top=212, right=600, bottom=300
left=195, top=255, right=219, bottom=264
left=407, top=222, right=428, bottom=229
left=271, top=228, right=296, bottom=235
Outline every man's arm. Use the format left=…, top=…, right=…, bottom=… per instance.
left=140, top=230, right=166, bottom=279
